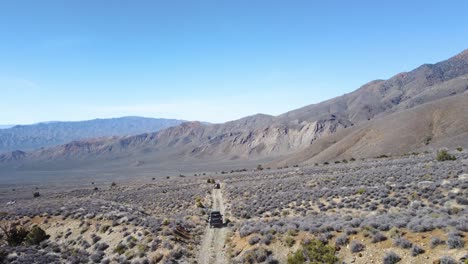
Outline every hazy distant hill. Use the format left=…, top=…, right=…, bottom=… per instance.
left=0, top=125, right=15, bottom=129
left=1, top=50, right=467, bottom=172
left=0, top=117, right=185, bottom=152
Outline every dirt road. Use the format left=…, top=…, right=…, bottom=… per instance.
left=198, top=188, right=229, bottom=264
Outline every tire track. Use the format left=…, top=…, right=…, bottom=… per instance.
left=198, top=188, right=228, bottom=264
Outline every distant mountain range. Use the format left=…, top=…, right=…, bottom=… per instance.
left=0, top=125, right=15, bottom=129
left=0, top=117, right=185, bottom=152
left=1, top=50, right=467, bottom=175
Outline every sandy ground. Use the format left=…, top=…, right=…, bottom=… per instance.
left=198, top=188, right=229, bottom=264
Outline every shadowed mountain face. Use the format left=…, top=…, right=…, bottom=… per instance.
left=1, top=50, right=468, bottom=172
left=0, top=117, right=185, bottom=153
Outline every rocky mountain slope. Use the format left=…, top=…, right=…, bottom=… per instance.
left=1, top=50, right=467, bottom=171
left=0, top=116, right=185, bottom=152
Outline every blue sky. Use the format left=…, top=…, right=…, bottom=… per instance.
left=1, top=0, right=467, bottom=124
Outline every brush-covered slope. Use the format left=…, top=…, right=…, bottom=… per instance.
left=275, top=93, right=468, bottom=165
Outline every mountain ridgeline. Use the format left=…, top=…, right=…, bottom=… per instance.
left=0, top=117, right=185, bottom=153
left=1, top=50, right=468, bottom=170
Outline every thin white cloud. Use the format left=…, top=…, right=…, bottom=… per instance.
left=0, top=77, right=40, bottom=91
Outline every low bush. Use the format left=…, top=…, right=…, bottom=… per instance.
left=447, top=233, right=464, bottom=249
left=0, top=223, right=30, bottom=246
left=410, top=245, right=425, bottom=257
left=287, top=239, right=338, bottom=264
left=349, top=240, right=365, bottom=253
left=0, top=249, right=7, bottom=264
left=25, top=226, right=49, bottom=245
left=248, top=235, right=261, bottom=245
left=439, top=256, right=457, bottom=264
left=113, top=244, right=127, bottom=255
left=430, top=237, right=445, bottom=248
left=242, top=247, right=270, bottom=263
left=436, top=150, right=456, bottom=161
left=393, top=237, right=412, bottom=249
left=284, top=236, right=295, bottom=247
left=371, top=232, right=387, bottom=243
left=335, top=234, right=348, bottom=246
left=383, top=251, right=401, bottom=264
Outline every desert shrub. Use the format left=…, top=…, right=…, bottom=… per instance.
left=436, top=150, right=456, bottom=161
left=90, top=252, right=104, bottom=263
left=167, top=247, right=186, bottom=260
left=248, top=235, right=261, bottom=245
left=349, top=240, right=365, bottom=253
left=447, top=233, right=464, bottom=249
left=456, top=197, right=468, bottom=207
left=356, top=188, right=366, bottom=195
left=91, top=234, right=101, bottom=244
left=430, top=237, right=445, bottom=248
left=261, top=234, right=273, bottom=245
left=439, top=256, right=457, bottom=264
left=383, top=251, right=401, bottom=264
left=456, top=219, right=468, bottom=231
left=95, top=242, right=109, bottom=251
left=242, top=247, right=270, bottom=263
left=284, top=236, right=295, bottom=247
left=0, top=223, right=29, bottom=246
left=0, top=249, right=7, bottom=264
left=345, top=228, right=358, bottom=235
left=25, top=226, right=49, bottom=245
left=410, top=245, right=425, bottom=257
left=100, top=225, right=110, bottom=233
left=287, top=239, right=338, bottom=264
left=393, top=237, right=412, bottom=249
left=335, top=234, right=348, bottom=246
left=151, top=253, right=163, bottom=263
left=371, top=232, right=387, bottom=243
left=113, top=244, right=127, bottom=255
left=456, top=147, right=463, bottom=152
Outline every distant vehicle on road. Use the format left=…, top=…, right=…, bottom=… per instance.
left=209, top=210, right=223, bottom=228
left=214, top=183, right=220, bottom=189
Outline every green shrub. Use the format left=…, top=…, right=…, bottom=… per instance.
left=425, top=136, right=432, bottom=145
left=284, top=236, right=295, bottom=247
left=0, top=223, right=29, bottom=246
left=100, top=225, right=110, bottom=233
left=0, top=249, right=7, bottom=264
left=357, top=188, right=366, bottom=195
left=25, top=225, right=49, bottom=245
left=436, top=150, right=456, bottom=161
left=287, top=239, right=339, bottom=264
left=456, top=147, right=463, bottom=152
left=113, top=244, right=127, bottom=255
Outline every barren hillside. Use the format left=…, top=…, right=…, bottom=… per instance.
left=1, top=50, right=467, bottom=175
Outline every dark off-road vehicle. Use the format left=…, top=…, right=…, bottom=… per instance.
left=209, top=210, right=223, bottom=228
left=214, top=183, right=220, bottom=189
